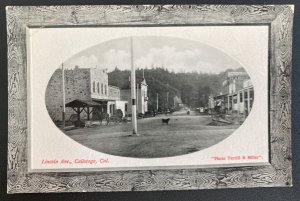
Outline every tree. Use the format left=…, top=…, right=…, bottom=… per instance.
left=108, top=66, right=248, bottom=110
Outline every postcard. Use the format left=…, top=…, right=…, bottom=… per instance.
left=7, top=5, right=293, bottom=193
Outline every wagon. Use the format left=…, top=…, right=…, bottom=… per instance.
left=108, top=109, right=124, bottom=125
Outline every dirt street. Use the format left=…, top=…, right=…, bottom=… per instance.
left=65, top=113, right=239, bottom=158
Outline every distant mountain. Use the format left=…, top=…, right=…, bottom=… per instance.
left=108, top=66, right=247, bottom=110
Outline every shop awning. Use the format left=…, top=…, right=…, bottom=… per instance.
left=65, top=99, right=102, bottom=108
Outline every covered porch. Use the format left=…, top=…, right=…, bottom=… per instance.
left=65, top=99, right=103, bottom=127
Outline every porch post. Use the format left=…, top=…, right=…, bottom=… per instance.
left=87, top=107, right=90, bottom=120
left=247, top=88, right=250, bottom=113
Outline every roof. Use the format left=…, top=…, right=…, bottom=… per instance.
left=141, top=78, right=147, bottom=85
left=214, top=94, right=228, bottom=99
left=65, top=99, right=102, bottom=107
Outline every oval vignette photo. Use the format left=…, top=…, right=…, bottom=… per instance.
left=45, top=36, right=255, bottom=158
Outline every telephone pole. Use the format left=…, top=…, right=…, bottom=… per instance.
left=136, top=83, right=139, bottom=114
left=166, top=91, right=169, bottom=108
left=156, top=93, right=159, bottom=111
left=130, top=37, right=138, bottom=136
left=174, top=95, right=176, bottom=107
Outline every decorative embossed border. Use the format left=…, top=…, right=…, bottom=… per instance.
left=6, top=5, right=293, bottom=193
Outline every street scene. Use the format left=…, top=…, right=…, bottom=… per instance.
left=45, top=36, right=254, bottom=158
left=65, top=109, right=239, bottom=158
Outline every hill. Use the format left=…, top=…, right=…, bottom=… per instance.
left=108, top=66, right=246, bottom=111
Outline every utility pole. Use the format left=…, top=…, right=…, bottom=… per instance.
left=166, top=83, right=169, bottom=109
left=166, top=91, right=169, bottom=108
left=174, top=95, right=176, bottom=107
left=136, top=83, right=139, bottom=114
left=130, top=37, right=138, bottom=136
left=156, top=93, right=159, bottom=111
left=62, top=63, right=66, bottom=129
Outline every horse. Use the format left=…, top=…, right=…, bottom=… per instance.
left=109, top=109, right=124, bottom=124
left=99, top=112, right=110, bottom=125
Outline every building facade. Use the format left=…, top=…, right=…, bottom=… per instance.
left=45, top=66, right=128, bottom=122
left=120, top=77, right=148, bottom=115
left=209, top=71, right=254, bottom=116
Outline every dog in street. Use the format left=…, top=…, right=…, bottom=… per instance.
left=162, top=118, right=170, bottom=125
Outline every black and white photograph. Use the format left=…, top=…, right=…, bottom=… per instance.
left=6, top=5, right=294, bottom=193
left=28, top=25, right=269, bottom=172
left=45, top=35, right=255, bottom=159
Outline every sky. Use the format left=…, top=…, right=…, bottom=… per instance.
left=64, top=36, right=242, bottom=74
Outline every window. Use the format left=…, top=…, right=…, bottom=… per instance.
left=240, top=92, right=243, bottom=102
left=109, top=104, right=115, bottom=115
left=92, top=81, right=95, bottom=93
left=97, top=82, right=100, bottom=94
left=105, top=85, right=107, bottom=95
left=250, top=90, right=254, bottom=99
left=233, top=95, right=237, bottom=104
left=101, top=84, right=104, bottom=94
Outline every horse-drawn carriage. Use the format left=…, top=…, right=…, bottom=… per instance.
left=93, top=109, right=127, bottom=125
left=64, top=100, right=128, bottom=128
left=108, top=109, right=125, bottom=124
left=66, top=106, right=127, bottom=128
